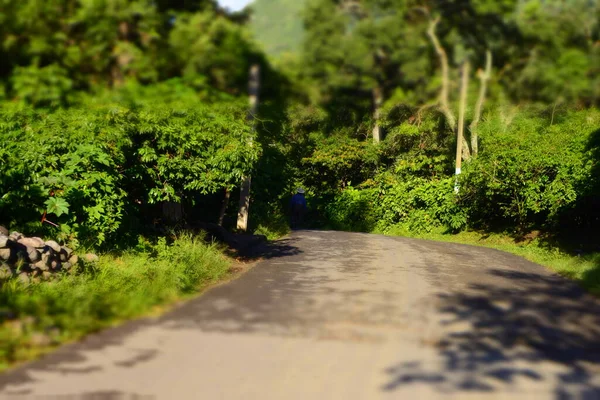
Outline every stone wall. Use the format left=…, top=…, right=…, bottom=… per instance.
left=0, top=226, right=96, bottom=284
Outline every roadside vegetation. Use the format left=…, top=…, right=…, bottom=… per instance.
left=0, top=234, right=230, bottom=371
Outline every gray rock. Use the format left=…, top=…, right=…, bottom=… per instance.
left=61, top=246, right=74, bottom=257
left=50, top=260, right=62, bottom=271
left=33, top=260, right=49, bottom=271
left=30, top=332, right=53, bottom=347
left=68, top=254, right=79, bottom=265
left=17, top=272, right=30, bottom=285
left=41, top=250, right=54, bottom=265
left=18, top=237, right=45, bottom=249
left=0, top=248, right=13, bottom=261
left=63, top=262, right=72, bottom=270
left=0, top=265, right=14, bottom=279
left=26, top=246, right=41, bottom=263
left=41, top=271, right=52, bottom=280
left=84, top=253, right=99, bottom=263
left=59, top=251, right=68, bottom=262
left=0, top=235, right=9, bottom=248
left=0, top=226, right=8, bottom=236
left=44, top=240, right=62, bottom=253
left=9, top=232, right=23, bottom=241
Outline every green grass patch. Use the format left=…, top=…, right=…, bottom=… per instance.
left=0, top=233, right=231, bottom=371
left=381, top=226, right=600, bottom=296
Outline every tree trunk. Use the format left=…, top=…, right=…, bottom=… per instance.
left=470, top=51, right=492, bottom=157
left=218, top=188, right=231, bottom=227
left=162, top=201, right=183, bottom=224
left=111, top=21, right=133, bottom=88
left=427, top=16, right=470, bottom=160
left=372, top=85, right=383, bottom=144
left=237, top=64, right=261, bottom=232
left=456, top=61, right=470, bottom=178
left=427, top=17, right=455, bottom=130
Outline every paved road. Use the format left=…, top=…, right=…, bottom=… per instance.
left=1, top=231, right=600, bottom=399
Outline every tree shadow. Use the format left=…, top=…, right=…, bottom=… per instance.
left=0, top=234, right=305, bottom=393
left=382, top=268, right=600, bottom=398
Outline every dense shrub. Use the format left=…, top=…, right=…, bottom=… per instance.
left=316, top=108, right=599, bottom=239
left=0, top=98, right=257, bottom=246
left=459, top=109, right=600, bottom=232
left=325, top=174, right=466, bottom=234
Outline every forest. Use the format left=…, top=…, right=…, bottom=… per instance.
left=0, top=0, right=599, bottom=369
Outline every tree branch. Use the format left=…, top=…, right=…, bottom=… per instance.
left=469, top=50, right=492, bottom=156
left=426, top=16, right=456, bottom=131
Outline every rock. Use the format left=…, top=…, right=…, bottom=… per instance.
left=44, top=240, right=62, bottom=253
left=68, top=254, right=79, bottom=265
left=25, top=246, right=41, bottom=263
left=42, top=271, right=52, bottom=280
left=61, top=246, right=74, bottom=257
left=59, top=250, right=68, bottom=262
left=62, top=262, right=72, bottom=270
left=18, top=237, right=45, bottom=249
left=0, top=264, right=14, bottom=279
left=9, top=232, right=23, bottom=241
left=30, top=332, right=52, bottom=347
left=17, top=272, right=30, bottom=285
left=0, top=226, right=8, bottom=236
left=50, top=260, right=62, bottom=271
left=33, top=260, right=49, bottom=271
left=0, top=235, right=9, bottom=248
left=84, top=253, right=99, bottom=263
left=0, top=248, right=12, bottom=261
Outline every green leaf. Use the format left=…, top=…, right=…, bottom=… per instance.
left=45, top=197, right=70, bottom=217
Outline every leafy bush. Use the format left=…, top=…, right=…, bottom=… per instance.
left=0, top=98, right=257, bottom=246
left=459, top=109, right=599, bottom=232
left=325, top=186, right=379, bottom=232
left=301, top=135, right=381, bottom=195
left=325, top=174, right=466, bottom=234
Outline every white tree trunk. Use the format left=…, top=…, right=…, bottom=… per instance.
left=372, top=86, right=383, bottom=144
left=237, top=64, right=260, bottom=232
left=470, top=51, right=492, bottom=157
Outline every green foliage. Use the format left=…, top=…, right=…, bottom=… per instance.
left=325, top=186, right=378, bottom=232
left=459, top=109, right=599, bottom=231
left=0, top=233, right=230, bottom=371
left=301, top=135, right=381, bottom=195
left=0, top=94, right=257, bottom=246
left=169, top=11, right=260, bottom=94
left=0, top=0, right=258, bottom=105
left=324, top=173, right=466, bottom=234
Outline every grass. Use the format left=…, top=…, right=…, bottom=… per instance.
left=0, top=233, right=232, bottom=372
left=381, top=225, right=600, bottom=296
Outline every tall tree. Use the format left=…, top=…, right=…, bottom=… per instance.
left=302, top=0, right=427, bottom=142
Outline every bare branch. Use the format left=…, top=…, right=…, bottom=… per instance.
left=426, top=16, right=456, bottom=130
left=469, top=50, right=492, bottom=156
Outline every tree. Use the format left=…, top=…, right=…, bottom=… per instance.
left=302, top=0, right=426, bottom=143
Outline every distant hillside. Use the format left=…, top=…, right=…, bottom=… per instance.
left=250, top=0, right=306, bottom=57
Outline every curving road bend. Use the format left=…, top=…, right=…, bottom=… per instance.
left=1, top=230, right=600, bottom=399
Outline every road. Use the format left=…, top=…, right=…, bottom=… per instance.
left=1, top=230, right=600, bottom=399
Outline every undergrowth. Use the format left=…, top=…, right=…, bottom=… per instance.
left=0, top=233, right=231, bottom=371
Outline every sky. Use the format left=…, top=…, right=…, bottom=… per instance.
left=218, top=0, right=253, bottom=11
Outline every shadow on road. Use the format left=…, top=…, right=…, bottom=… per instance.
left=157, top=231, right=383, bottom=337
left=382, top=268, right=600, bottom=398
left=0, top=235, right=306, bottom=393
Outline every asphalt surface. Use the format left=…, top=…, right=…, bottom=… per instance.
left=1, top=230, right=600, bottom=399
